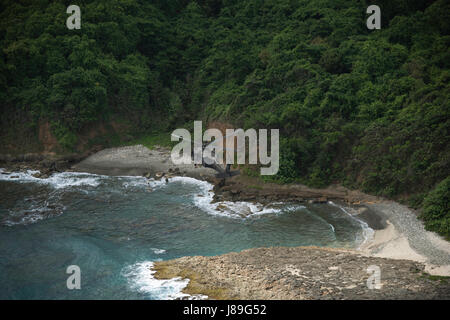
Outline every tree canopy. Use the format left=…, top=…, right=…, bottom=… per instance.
left=0, top=0, right=448, bottom=237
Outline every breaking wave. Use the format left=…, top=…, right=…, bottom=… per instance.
left=121, top=261, right=207, bottom=300
left=167, top=176, right=305, bottom=219
left=0, top=169, right=101, bottom=189
left=328, top=201, right=374, bottom=248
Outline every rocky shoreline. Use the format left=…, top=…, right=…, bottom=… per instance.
left=153, top=246, right=450, bottom=300
left=0, top=152, right=90, bottom=179
left=0, top=145, right=382, bottom=205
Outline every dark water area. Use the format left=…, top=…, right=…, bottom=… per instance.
left=0, top=169, right=372, bottom=299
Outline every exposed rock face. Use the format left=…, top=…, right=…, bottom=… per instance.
left=38, top=120, right=60, bottom=153
left=154, top=246, right=450, bottom=300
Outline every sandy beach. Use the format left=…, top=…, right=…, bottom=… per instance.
left=360, top=202, right=450, bottom=276
left=71, top=144, right=218, bottom=179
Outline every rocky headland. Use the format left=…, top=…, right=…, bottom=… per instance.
left=153, top=246, right=450, bottom=300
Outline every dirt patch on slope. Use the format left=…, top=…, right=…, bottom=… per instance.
left=38, top=120, right=60, bottom=153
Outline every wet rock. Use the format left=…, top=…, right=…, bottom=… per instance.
left=40, top=159, right=55, bottom=169
left=155, top=172, right=165, bottom=179
left=54, top=160, right=68, bottom=171
left=217, top=179, right=226, bottom=188
left=217, top=204, right=228, bottom=211
left=32, top=172, right=50, bottom=179
left=143, top=172, right=151, bottom=178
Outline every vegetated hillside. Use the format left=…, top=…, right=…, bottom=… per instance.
left=0, top=0, right=448, bottom=237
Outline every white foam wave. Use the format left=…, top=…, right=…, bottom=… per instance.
left=120, top=176, right=170, bottom=190
left=0, top=169, right=40, bottom=182
left=0, top=169, right=101, bottom=189
left=2, top=211, right=45, bottom=226
left=0, top=170, right=299, bottom=220
left=120, top=176, right=204, bottom=190
left=302, top=207, right=336, bottom=234
left=121, top=261, right=207, bottom=300
left=328, top=201, right=374, bottom=248
left=190, top=181, right=279, bottom=218
left=46, top=172, right=101, bottom=188
left=168, top=176, right=212, bottom=189
left=166, top=176, right=305, bottom=219
left=1, top=203, right=65, bottom=226
left=151, top=248, right=166, bottom=254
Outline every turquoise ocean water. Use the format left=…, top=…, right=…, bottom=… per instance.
left=0, top=169, right=372, bottom=299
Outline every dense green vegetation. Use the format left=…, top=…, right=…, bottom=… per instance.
left=420, top=177, right=450, bottom=240
left=0, top=0, right=448, bottom=237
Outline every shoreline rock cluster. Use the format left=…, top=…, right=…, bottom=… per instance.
left=142, top=167, right=182, bottom=182
left=211, top=175, right=378, bottom=206
left=0, top=152, right=90, bottom=178
left=153, top=246, right=450, bottom=300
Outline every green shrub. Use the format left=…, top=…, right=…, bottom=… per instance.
left=51, top=123, right=78, bottom=151
left=420, top=177, right=450, bottom=240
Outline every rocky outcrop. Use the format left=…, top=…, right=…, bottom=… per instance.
left=211, top=176, right=380, bottom=205
left=154, top=246, right=450, bottom=300
left=38, top=120, right=60, bottom=153
left=0, top=152, right=90, bottom=176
